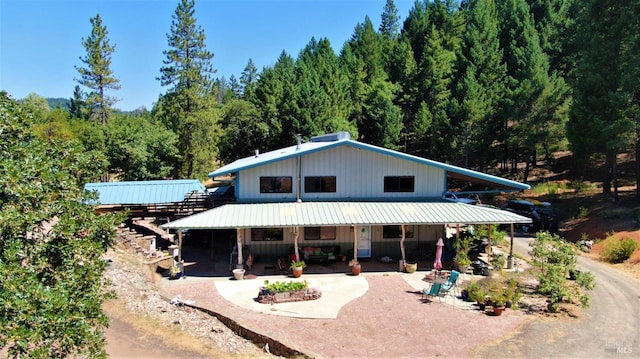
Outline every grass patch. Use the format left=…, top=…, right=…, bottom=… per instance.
left=532, top=182, right=567, bottom=196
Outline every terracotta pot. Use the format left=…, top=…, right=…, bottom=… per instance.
left=351, top=264, right=362, bottom=276
left=493, top=306, right=506, bottom=316
left=292, top=267, right=303, bottom=278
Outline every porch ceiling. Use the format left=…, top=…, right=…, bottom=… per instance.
left=161, top=201, right=532, bottom=230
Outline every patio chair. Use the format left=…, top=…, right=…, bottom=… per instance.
left=440, top=270, right=461, bottom=297
left=421, top=283, right=443, bottom=303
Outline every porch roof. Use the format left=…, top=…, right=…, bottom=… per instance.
left=161, top=201, right=532, bottom=230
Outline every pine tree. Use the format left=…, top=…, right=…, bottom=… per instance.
left=454, top=0, right=506, bottom=168
left=156, top=0, right=216, bottom=177
left=75, top=14, right=120, bottom=125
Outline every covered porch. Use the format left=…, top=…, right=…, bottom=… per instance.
left=162, top=200, right=532, bottom=277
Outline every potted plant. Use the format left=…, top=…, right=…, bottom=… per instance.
left=349, top=259, right=362, bottom=276
left=470, top=287, right=489, bottom=311
left=464, top=280, right=481, bottom=302
left=453, top=235, right=472, bottom=273
left=491, top=291, right=507, bottom=316
left=289, top=260, right=306, bottom=278
left=504, top=278, right=522, bottom=309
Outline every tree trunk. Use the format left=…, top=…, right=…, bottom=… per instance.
left=603, top=151, right=614, bottom=194
left=637, top=129, right=640, bottom=199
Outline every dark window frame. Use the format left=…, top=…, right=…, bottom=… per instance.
left=259, top=176, right=293, bottom=193
left=384, top=176, right=415, bottom=192
left=304, top=226, right=337, bottom=240
left=304, top=176, right=337, bottom=193
left=251, top=228, right=284, bottom=241
left=382, top=225, right=415, bottom=238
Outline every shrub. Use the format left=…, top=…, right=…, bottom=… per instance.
left=265, top=279, right=309, bottom=293
left=578, top=206, right=588, bottom=218
left=601, top=236, right=639, bottom=263
left=529, top=232, right=596, bottom=312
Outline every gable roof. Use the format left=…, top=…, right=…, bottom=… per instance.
left=208, top=133, right=530, bottom=192
left=84, top=179, right=206, bottom=205
left=161, top=201, right=532, bottom=230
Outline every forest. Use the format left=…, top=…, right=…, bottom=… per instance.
left=10, top=0, right=640, bottom=196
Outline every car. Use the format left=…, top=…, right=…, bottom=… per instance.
left=442, top=192, right=478, bottom=205
left=504, top=199, right=558, bottom=233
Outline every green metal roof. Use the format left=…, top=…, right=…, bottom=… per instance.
left=84, top=179, right=206, bottom=205
left=161, top=201, right=532, bottom=230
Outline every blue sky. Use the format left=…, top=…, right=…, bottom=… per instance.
left=1, top=0, right=414, bottom=111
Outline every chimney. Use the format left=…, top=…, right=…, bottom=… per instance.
left=296, top=134, right=302, bottom=150
left=254, top=149, right=259, bottom=157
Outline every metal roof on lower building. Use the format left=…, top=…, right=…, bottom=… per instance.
left=84, top=179, right=206, bottom=205
left=161, top=201, right=532, bottom=229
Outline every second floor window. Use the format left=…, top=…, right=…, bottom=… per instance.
left=260, top=176, right=292, bottom=193
left=384, top=176, right=415, bottom=192
left=304, top=176, right=336, bottom=193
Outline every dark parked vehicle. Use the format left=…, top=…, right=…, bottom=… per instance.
left=504, top=199, right=559, bottom=233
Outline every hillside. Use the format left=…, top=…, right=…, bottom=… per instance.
left=494, top=151, right=640, bottom=280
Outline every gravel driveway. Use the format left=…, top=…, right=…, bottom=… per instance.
left=473, top=235, right=640, bottom=358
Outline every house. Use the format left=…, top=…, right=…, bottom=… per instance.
left=162, top=132, right=531, bottom=269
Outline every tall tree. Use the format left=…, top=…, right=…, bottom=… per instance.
left=75, top=14, right=120, bottom=125
left=239, top=59, right=258, bottom=102
left=497, top=0, right=568, bottom=177
left=379, top=0, right=401, bottom=37
left=157, top=0, right=216, bottom=178
left=568, top=0, right=636, bottom=196
left=0, top=93, right=121, bottom=358
left=454, top=0, right=506, bottom=168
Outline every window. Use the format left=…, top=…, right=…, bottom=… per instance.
left=383, top=225, right=414, bottom=238
left=251, top=228, right=284, bottom=241
left=384, top=176, right=414, bottom=192
left=305, top=227, right=336, bottom=240
left=260, top=176, right=292, bottom=193
left=304, top=176, right=336, bottom=193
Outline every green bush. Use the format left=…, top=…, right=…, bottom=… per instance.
left=601, top=236, right=638, bottom=263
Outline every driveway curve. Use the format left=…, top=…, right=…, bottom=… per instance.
left=473, top=236, right=640, bottom=358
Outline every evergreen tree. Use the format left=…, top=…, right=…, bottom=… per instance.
left=379, top=0, right=401, bottom=37
left=454, top=0, right=506, bottom=168
left=239, top=58, right=258, bottom=102
left=496, top=0, right=567, bottom=177
left=568, top=0, right=636, bottom=195
left=156, top=0, right=216, bottom=178
left=68, top=85, right=89, bottom=120
left=75, top=14, right=120, bottom=125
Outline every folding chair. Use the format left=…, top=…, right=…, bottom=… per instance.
left=422, top=283, right=443, bottom=303
left=440, top=270, right=460, bottom=296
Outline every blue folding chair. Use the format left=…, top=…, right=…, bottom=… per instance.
left=440, top=270, right=460, bottom=297
left=422, top=283, right=443, bottom=302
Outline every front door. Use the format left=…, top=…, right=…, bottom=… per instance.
left=357, top=225, right=371, bottom=258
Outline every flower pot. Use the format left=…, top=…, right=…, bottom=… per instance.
left=351, top=263, right=361, bottom=276
left=493, top=306, right=506, bottom=316
left=292, top=267, right=303, bottom=278
left=405, top=262, right=417, bottom=273
left=232, top=268, right=245, bottom=280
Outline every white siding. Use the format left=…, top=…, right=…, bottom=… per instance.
left=238, top=158, right=299, bottom=201
left=237, top=145, right=446, bottom=201
left=300, top=145, right=444, bottom=199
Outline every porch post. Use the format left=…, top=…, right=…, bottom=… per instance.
left=293, top=227, right=300, bottom=262
left=487, top=224, right=492, bottom=255
left=507, top=223, right=515, bottom=269
left=178, top=229, right=183, bottom=263
left=236, top=228, right=243, bottom=269
left=353, top=225, right=358, bottom=263
left=400, top=224, right=406, bottom=262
